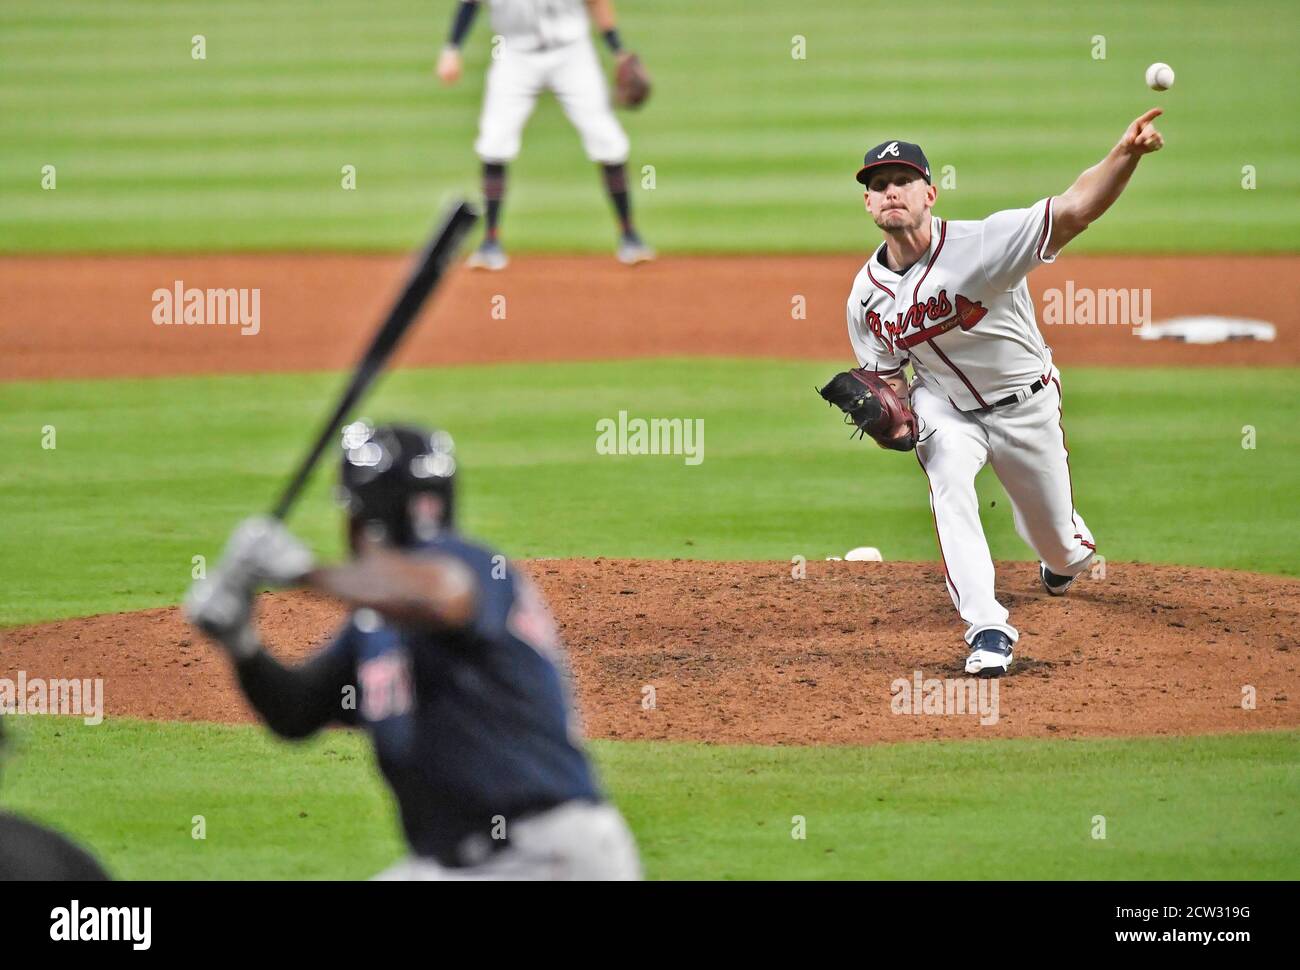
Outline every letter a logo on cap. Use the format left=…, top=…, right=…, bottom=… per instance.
left=877, top=141, right=901, bottom=159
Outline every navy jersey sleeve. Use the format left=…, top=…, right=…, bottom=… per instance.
left=236, top=624, right=359, bottom=739
left=428, top=542, right=560, bottom=656
left=465, top=555, right=517, bottom=643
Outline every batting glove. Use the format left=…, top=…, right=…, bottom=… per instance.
left=220, top=515, right=316, bottom=588
left=184, top=569, right=260, bottom=660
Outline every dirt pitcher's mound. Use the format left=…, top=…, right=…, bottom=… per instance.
left=2, top=560, right=1296, bottom=745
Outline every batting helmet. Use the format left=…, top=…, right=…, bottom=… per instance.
left=338, top=421, right=457, bottom=547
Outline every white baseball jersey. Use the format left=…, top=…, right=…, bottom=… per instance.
left=485, top=0, right=589, bottom=51
left=474, top=0, right=627, bottom=164
left=848, top=195, right=1097, bottom=656
left=847, top=198, right=1057, bottom=410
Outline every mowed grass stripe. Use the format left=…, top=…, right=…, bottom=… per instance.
left=2, top=361, right=1296, bottom=626
left=1, top=0, right=1296, bottom=253
left=2, top=717, right=1295, bottom=880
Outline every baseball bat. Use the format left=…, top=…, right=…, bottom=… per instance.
left=270, top=199, right=479, bottom=521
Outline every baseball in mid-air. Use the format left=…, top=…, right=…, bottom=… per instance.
left=1145, top=62, right=1175, bottom=91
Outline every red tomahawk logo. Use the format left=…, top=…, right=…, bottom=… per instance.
left=897, top=295, right=988, bottom=350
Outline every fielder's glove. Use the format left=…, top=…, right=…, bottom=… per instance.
left=613, top=53, right=651, bottom=109
left=818, top=368, right=919, bottom=452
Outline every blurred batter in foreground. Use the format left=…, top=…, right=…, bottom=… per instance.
left=186, top=422, right=641, bottom=879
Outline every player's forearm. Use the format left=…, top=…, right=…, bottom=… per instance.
left=1049, top=109, right=1163, bottom=254
left=235, top=649, right=345, bottom=740
left=1057, top=145, right=1142, bottom=230
left=445, top=0, right=480, bottom=50
left=306, top=552, right=477, bottom=630
left=587, top=0, right=626, bottom=54
left=586, top=0, right=618, bottom=33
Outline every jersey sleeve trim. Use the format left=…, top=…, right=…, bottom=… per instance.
left=1035, top=196, right=1056, bottom=264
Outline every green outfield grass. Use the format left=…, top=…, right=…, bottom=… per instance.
left=1, top=0, right=1296, bottom=254
left=1, top=717, right=1295, bottom=879
left=1, top=359, right=1296, bottom=627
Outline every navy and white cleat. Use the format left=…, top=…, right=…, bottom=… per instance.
left=965, top=629, right=1014, bottom=678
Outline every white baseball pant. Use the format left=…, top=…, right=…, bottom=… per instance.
left=474, top=39, right=629, bottom=164
left=372, top=801, right=642, bottom=881
left=912, top=369, right=1096, bottom=644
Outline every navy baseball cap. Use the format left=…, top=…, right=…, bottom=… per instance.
left=856, top=140, right=931, bottom=186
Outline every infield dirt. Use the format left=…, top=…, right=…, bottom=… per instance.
left=4, top=254, right=1297, bottom=745
left=4, top=559, right=1296, bottom=745
left=2, top=254, right=1296, bottom=380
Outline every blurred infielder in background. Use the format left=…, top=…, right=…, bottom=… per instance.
left=185, top=422, right=641, bottom=879
left=437, top=0, right=654, bottom=269
left=819, top=109, right=1165, bottom=677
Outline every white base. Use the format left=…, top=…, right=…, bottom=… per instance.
left=845, top=546, right=883, bottom=562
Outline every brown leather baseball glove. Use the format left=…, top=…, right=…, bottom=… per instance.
left=818, top=368, right=918, bottom=452
left=614, top=53, right=652, bottom=109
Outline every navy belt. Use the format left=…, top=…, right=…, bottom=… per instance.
left=981, top=378, right=1045, bottom=412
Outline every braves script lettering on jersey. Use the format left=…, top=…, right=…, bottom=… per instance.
left=847, top=197, right=1096, bottom=668
left=848, top=201, right=1055, bottom=408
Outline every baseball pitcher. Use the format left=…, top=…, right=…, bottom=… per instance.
left=820, top=109, right=1165, bottom=676
left=185, top=422, right=641, bottom=879
left=437, top=0, right=653, bottom=269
